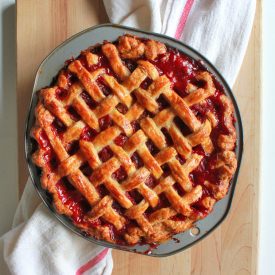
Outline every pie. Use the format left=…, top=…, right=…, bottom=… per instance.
left=31, top=34, right=237, bottom=245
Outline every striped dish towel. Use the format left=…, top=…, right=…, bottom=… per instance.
left=0, top=1, right=255, bottom=274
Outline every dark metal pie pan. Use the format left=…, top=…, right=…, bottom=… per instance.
left=25, top=23, right=243, bottom=257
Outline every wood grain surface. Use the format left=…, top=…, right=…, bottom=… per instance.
left=17, top=1, right=261, bottom=274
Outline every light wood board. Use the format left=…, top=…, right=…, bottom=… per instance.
left=17, top=1, right=261, bottom=274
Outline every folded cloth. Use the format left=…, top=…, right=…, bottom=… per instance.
left=0, top=1, right=256, bottom=274
left=0, top=179, right=113, bottom=275
left=103, top=0, right=256, bottom=86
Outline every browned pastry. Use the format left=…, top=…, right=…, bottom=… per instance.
left=31, top=34, right=237, bottom=245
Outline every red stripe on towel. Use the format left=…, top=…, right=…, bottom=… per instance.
left=174, top=0, right=194, bottom=39
left=76, top=248, right=109, bottom=275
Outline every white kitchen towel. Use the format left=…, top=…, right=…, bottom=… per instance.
left=0, top=179, right=113, bottom=275
left=0, top=1, right=256, bottom=274
left=103, top=0, right=256, bottom=86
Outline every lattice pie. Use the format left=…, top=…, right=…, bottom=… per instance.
left=31, top=34, right=237, bottom=245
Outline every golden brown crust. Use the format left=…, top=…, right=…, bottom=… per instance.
left=117, top=34, right=166, bottom=61
left=102, top=43, right=130, bottom=81
left=145, top=40, right=167, bottom=60
left=118, top=35, right=145, bottom=59
left=217, top=95, right=237, bottom=150
left=31, top=34, right=237, bottom=245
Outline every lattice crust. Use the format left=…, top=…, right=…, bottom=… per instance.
left=31, top=34, right=237, bottom=245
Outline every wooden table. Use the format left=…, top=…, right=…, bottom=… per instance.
left=17, top=1, right=261, bottom=274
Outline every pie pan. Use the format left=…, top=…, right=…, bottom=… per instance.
left=25, top=23, right=243, bottom=257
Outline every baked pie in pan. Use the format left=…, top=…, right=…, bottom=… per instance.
left=31, top=34, right=237, bottom=245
